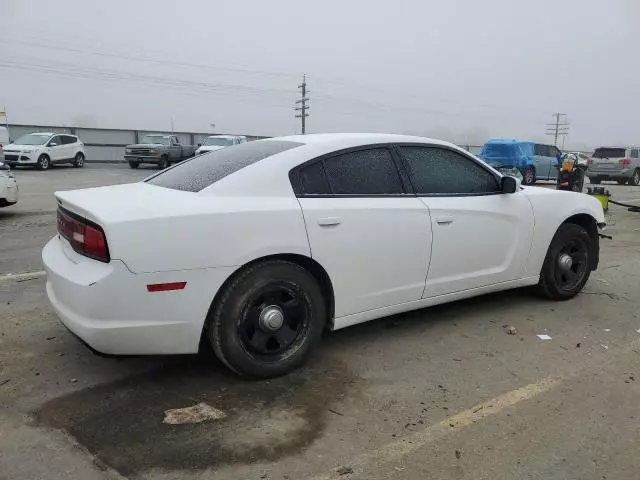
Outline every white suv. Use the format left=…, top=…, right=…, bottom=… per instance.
left=4, top=132, right=86, bottom=170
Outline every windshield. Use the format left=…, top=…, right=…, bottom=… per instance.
left=141, top=135, right=170, bottom=146
left=593, top=147, right=626, bottom=159
left=13, top=133, right=51, bottom=145
left=481, top=143, right=521, bottom=159
left=203, top=137, right=235, bottom=147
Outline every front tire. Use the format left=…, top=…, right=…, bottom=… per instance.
left=128, top=161, right=139, bottom=169
left=522, top=166, right=536, bottom=185
left=207, top=260, right=326, bottom=378
left=158, top=156, right=169, bottom=170
left=628, top=169, right=640, bottom=186
left=590, top=177, right=601, bottom=185
left=73, top=152, right=85, bottom=168
left=538, top=223, right=593, bottom=300
left=36, top=154, right=50, bottom=170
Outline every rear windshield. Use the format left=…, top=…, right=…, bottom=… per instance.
left=145, top=140, right=302, bottom=192
left=593, top=147, right=626, bottom=159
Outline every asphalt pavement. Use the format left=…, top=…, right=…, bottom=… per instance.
left=1, top=164, right=640, bottom=480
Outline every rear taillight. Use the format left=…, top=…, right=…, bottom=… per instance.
left=587, top=159, right=593, bottom=166
left=57, top=207, right=110, bottom=262
left=619, top=158, right=631, bottom=166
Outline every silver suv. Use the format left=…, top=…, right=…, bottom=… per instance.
left=587, top=146, right=640, bottom=185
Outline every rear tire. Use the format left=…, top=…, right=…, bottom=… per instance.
left=617, top=179, right=626, bottom=185
left=128, top=161, right=139, bottom=169
left=207, top=260, right=327, bottom=378
left=73, top=152, right=85, bottom=168
left=628, top=169, right=640, bottom=186
left=36, top=154, right=50, bottom=171
left=538, top=223, right=593, bottom=301
left=522, top=166, right=536, bottom=185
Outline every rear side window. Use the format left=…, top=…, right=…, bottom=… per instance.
left=295, top=148, right=404, bottom=196
left=146, top=140, right=302, bottom=192
left=61, top=135, right=77, bottom=145
left=631, top=149, right=639, bottom=159
left=399, top=146, right=500, bottom=195
left=323, top=148, right=403, bottom=195
left=593, top=147, right=626, bottom=159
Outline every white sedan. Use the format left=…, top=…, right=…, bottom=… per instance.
left=0, top=161, right=18, bottom=207
left=43, top=134, right=605, bottom=377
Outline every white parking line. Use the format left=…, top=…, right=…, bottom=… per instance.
left=0, top=271, right=47, bottom=282
left=311, top=376, right=561, bottom=480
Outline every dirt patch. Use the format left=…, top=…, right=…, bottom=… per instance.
left=33, top=355, right=358, bottom=477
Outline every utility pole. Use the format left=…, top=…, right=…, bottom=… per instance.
left=545, top=113, right=570, bottom=147
left=295, top=74, right=309, bottom=134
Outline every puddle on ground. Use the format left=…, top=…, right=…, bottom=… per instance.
left=33, top=355, right=358, bottom=477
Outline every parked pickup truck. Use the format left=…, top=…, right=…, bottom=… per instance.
left=124, top=134, right=196, bottom=169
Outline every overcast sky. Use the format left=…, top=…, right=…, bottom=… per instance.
left=1, top=0, right=638, bottom=149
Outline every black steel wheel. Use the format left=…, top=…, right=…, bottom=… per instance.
left=538, top=223, right=593, bottom=300
left=207, top=260, right=326, bottom=378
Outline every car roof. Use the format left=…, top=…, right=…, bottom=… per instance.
left=273, top=133, right=454, bottom=149
left=202, top=133, right=471, bottom=198
left=207, top=135, right=238, bottom=139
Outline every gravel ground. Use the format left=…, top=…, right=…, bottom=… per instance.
left=1, top=164, right=640, bottom=480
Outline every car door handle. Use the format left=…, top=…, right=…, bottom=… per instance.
left=318, top=217, right=341, bottom=226
left=435, top=216, right=454, bottom=225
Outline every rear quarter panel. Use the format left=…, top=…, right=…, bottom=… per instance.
left=523, top=188, right=605, bottom=275
left=106, top=196, right=310, bottom=274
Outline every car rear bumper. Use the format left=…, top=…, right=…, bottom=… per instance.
left=587, top=168, right=632, bottom=179
left=43, top=236, right=235, bottom=355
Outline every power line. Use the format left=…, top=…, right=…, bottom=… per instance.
left=295, top=75, right=309, bottom=134
left=545, top=113, right=570, bottom=147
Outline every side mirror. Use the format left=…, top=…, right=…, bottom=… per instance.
left=501, top=176, right=518, bottom=194
left=198, top=143, right=202, bottom=147
left=49, top=142, right=57, bottom=147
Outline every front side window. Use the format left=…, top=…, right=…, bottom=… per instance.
left=631, top=149, right=639, bottom=159
left=399, top=146, right=500, bottom=195
left=49, top=135, right=63, bottom=146
left=146, top=140, right=302, bottom=192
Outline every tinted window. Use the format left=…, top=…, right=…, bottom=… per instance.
left=61, top=135, right=77, bottom=145
left=322, top=148, right=404, bottom=195
left=535, top=144, right=551, bottom=156
left=299, top=161, right=330, bottom=194
left=146, top=140, right=302, bottom=192
left=593, top=147, right=626, bottom=159
left=550, top=146, right=561, bottom=157
left=631, top=149, right=639, bottom=159
left=399, top=146, right=500, bottom=195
